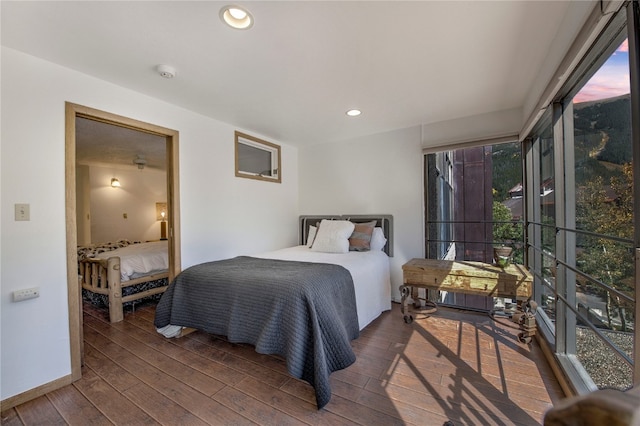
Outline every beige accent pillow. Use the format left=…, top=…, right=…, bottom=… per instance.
left=348, top=220, right=377, bottom=251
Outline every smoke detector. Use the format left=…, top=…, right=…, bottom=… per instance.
left=133, top=155, right=147, bottom=169
left=156, top=64, right=176, bottom=79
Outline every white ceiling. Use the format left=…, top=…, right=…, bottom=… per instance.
left=75, top=117, right=168, bottom=171
left=2, top=1, right=587, bottom=148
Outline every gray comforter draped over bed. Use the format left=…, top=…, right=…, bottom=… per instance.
left=154, top=256, right=360, bottom=409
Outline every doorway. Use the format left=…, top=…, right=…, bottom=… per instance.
left=64, top=102, right=181, bottom=380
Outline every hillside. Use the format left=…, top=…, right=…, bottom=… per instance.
left=492, top=142, right=522, bottom=202
left=491, top=94, right=631, bottom=201
left=573, top=94, right=631, bottom=185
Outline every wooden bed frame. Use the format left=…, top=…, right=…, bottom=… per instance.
left=79, top=256, right=168, bottom=323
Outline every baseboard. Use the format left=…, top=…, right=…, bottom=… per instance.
left=0, top=374, right=74, bottom=411
left=535, top=332, right=574, bottom=399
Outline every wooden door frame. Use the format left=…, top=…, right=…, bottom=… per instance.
left=65, top=102, right=181, bottom=380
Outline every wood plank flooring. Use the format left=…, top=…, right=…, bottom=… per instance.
left=2, top=301, right=564, bottom=425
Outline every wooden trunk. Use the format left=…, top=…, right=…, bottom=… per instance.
left=402, top=258, right=532, bottom=299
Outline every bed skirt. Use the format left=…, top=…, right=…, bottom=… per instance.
left=82, top=277, right=168, bottom=309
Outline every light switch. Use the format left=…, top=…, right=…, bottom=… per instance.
left=15, top=204, right=30, bottom=221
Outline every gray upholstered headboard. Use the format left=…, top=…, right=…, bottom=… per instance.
left=299, top=215, right=394, bottom=257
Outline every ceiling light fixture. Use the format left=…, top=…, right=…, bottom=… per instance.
left=220, top=5, right=253, bottom=30
left=346, top=109, right=362, bottom=117
left=156, top=64, right=176, bottom=79
left=133, top=155, right=147, bottom=170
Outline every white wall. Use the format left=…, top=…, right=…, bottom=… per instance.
left=421, top=107, right=522, bottom=149
left=0, top=47, right=298, bottom=400
left=521, top=0, right=597, bottom=136
left=88, top=165, right=166, bottom=244
left=298, top=126, right=425, bottom=302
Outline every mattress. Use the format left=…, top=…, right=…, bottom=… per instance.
left=255, top=245, right=392, bottom=330
left=95, top=240, right=168, bottom=281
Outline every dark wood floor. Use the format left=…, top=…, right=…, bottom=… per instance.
left=2, top=301, right=563, bottom=425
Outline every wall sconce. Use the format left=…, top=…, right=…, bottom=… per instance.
left=111, top=178, right=121, bottom=188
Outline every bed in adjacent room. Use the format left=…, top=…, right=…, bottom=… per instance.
left=79, top=240, right=169, bottom=323
left=154, top=215, right=393, bottom=409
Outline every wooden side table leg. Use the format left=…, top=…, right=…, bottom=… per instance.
left=399, top=285, right=414, bottom=324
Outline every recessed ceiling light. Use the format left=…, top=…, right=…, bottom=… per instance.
left=220, top=5, right=253, bottom=30
left=346, top=109, right=362, bottom=117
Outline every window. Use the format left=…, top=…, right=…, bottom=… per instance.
left=569, top=37, right=634, bottom=391
left=524, top=2, right=637, bottom=393
left=235, top=131, right=281, bottom=183
left=426, top=151, right=454, bottom=260
left=539, top=123, right=557, bottom=325
left=425, top=143, right=524, bottom=311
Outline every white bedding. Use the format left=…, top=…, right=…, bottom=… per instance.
left=255, top=245, right=392, bottom=330
left=95, top=241, right=168, bottom=282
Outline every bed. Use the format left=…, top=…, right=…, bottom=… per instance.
left=154, top=215, right=393, bottom=409
left=79, top=240, right=169, bottom=323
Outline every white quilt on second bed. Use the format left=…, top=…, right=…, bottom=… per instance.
left=95, top=240, right=168, bottom=281
left=255, top=245, right=392, bottom=330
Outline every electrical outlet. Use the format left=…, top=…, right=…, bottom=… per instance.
left=13, top=287, right=40, bottom=302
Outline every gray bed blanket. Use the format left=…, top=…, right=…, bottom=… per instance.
left=154, top=256, right=360, bottom=409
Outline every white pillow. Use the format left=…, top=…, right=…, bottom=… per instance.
left=370, top=227, right=387, bottom=251
left=311, top=220, right=355, bottom=253
left=306, top=225, right=317, bottom=248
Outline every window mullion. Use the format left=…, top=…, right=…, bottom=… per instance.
left=626, top=0, right=640, bottom=387
left=553, top=102, right=569, bottom=354
left=563, top=101, right=578, bottom=356
left=528, top=138, right=543, bottom=307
